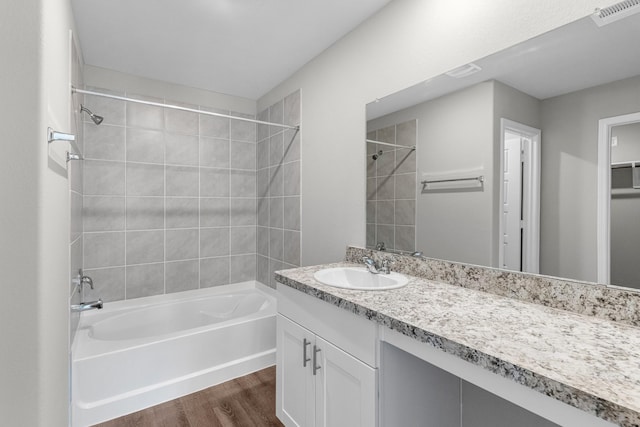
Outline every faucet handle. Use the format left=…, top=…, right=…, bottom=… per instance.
left=362, top=256, right=380, bottom=274
left=81, top=275, right=94, bottom=290
left=380, top=258, right=394, bottom=274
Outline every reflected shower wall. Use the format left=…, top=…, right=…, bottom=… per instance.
left=366, top=119, right=417, bottom=252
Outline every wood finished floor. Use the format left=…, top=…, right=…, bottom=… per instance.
left=94, top=366, right=284, bottom=427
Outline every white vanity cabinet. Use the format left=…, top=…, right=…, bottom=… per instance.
left=276, top=284, right=378, bottom=427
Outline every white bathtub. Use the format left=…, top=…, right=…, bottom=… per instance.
left=71, top=282, right=276, bottom=427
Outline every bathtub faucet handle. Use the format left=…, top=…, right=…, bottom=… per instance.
left=81, top=275, right=94, bottom=290
left=78, top=272, right=97, bottom=304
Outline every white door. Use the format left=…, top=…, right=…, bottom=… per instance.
left=277, top=315, right=315, bottom=427
left=503, top=132, right=523, bottom=270
left=314, top=336, right=377, bottom=427
left=500, top=119, right=540, bottom=273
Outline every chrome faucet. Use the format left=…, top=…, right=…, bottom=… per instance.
left=71, top=299, right=103, bottom=312
left=362, top=256, right=393, bottom=274
left=362, top=256, right=380, bottom=274
left=71, top=270, right=103, bottom=312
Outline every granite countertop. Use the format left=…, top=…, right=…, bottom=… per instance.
left=275, top=262, right=640, bottom=427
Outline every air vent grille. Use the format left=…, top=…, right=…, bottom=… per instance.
left=445, top=63, right=481, bottom=79
left=592, top=0, right=640, bottom=26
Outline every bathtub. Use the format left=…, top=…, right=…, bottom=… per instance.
left=71, top=282, right=276, bottom=427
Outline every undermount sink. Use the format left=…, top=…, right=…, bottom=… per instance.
left=313, top=267, right=409, bottom=290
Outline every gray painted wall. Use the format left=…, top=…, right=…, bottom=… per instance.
left=540, top=74, right=640, bottom=281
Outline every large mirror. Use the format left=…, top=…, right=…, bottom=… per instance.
left=365, top=10, right=640, bottom=290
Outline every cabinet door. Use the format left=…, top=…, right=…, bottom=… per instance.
left=314, top=336, right=377, bottom=427
left=277, top=315, right=315, bottom=427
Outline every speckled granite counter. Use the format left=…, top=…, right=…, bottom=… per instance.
left=275, top=262, right=640, bottom=427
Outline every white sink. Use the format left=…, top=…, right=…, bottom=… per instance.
left=313, top=267, right=409, bottom=290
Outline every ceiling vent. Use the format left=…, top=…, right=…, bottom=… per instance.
left=445, top=63, right=481, bottom=79
left=591, top=0, right=640, bottom=26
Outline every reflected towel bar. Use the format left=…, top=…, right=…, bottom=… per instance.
left=421, top=176, right=484, bottom=185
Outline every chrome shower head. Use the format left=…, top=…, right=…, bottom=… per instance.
left=372, top=150, right=383, bottom=160
left=80, top=105, right=104, bottom=125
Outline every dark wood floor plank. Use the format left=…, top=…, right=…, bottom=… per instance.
left=213, top=399, right=254, bottom=427
left=234, top=372, right=281, bottom=426
left=180, top=387, right=223, bottom=427
left=93, top=366, right=283, bottom=427
left=151, top=398, right=190, bottom=427
left=237, top=384, right=282, bottom=427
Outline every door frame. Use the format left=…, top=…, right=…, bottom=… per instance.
left=499, top=119, right=541, bottom=273
left=596, top=111, right=640, bottom=284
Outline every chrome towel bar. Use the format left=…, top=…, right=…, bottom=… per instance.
left=421, top=175, right=484, bottom=185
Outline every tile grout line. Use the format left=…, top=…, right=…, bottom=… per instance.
left=163, top=96, right=167, bottom=296
left=227, top=112, right=232, bottom=285
left=83, top=252, right=258, bottom=272
left=123, top=95, right=128, bottom=301
left=198, top=110, right=201, bottom=290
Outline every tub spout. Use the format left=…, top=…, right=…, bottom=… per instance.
left=72, top=299, right=103, bottom=312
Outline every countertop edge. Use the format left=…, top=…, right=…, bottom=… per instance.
left=275, top=268, right=637, bottom=427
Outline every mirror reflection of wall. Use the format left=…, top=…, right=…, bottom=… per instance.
left=366, top=120, right=417, bottom=253
left=610, top=122, right=640, bottom=288
left=368, top=81, right=539, bottom=267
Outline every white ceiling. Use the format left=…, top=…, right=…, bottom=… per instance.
left=368, top=11, right=640, bottom=119
left=71, top=0, right=392, bottom=100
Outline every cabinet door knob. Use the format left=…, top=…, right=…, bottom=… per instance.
left=313, top=345, right=321, bottom=376
left=303, top=338, right=311, bottom=367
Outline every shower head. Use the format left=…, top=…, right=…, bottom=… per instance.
left=372, top=150, right=383, bottom=160
left=80, top=105, right=104, bottom=125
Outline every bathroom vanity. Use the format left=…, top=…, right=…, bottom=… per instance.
left=275, top=247, right=640, bottom=427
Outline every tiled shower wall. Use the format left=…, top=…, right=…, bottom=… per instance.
left=366, top=120, right=417, bottom=252
left=256, top=91, right=301, bottom=287
left=81, top=89, right=260, bottom=302
left=81, top=88, right=301, bottom=301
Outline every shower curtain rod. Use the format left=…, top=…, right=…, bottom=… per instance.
left=72, top=88, right=300, bottom=130
left=365, top=139, right=415, bottom=150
